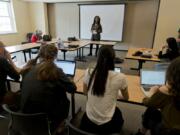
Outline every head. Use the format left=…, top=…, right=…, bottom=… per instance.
left=36, top=44, right=59, bottom=81
left=0, top=41, right=6, bottom=57
left=166, top=57, right=180, bottom=110
left=93, top=16, right=101, bottom=25
left=88, top=46, right=115, bottom=96
left=38, top=44, right=58, bottom=62
left=166, top=37, right=178, bottom=51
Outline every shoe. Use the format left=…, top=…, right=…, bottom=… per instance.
left=87, top=53, right=92, bottom=56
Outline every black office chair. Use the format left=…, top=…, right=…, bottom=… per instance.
left=2, top=104, right=51, bottom=135
left=66, top=118, right=120, bottom=135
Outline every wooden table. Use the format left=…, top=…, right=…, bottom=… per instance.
left=126, top=48, right=160, bottom=70
left=75, top=69, right=145, bottom=104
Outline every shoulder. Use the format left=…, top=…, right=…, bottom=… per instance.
left=108, top=71, right=126, bottom=80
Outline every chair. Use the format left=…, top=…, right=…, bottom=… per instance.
left=2, top=104, right=51, bottom=135
left=66, top=119, right=98, bottom=135
left=67, top=120, right=120, bottom=135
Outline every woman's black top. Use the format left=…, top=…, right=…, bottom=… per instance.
left=0, top=57, right=19, bottom=98
left=20, top=65, right=76, bottom=123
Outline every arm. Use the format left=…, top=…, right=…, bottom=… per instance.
left=98, top=25, right=102, bottom=33
left=121, top=87, right=129, bottom=100
left=2, top=57, right=20, bottom=81
left=59, top=69, right=77, bottom=93
left=5, top=51, right=21, bottom=73
left=143, top=86, right=169, bottom=109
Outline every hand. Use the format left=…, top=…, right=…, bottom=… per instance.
left=159, top=85, right=169, bottom=95
left=149, top=86, right=159, bottom=97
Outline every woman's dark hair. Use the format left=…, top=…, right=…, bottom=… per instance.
left=166, top=37, right=178, bottom=51
left=88, top=46, right=115, bottom=96
left=93, top=16, right=101, bottom=25
left=166, top=56, right=180, bottom=110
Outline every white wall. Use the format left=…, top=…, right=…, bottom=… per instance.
left=0, top=0, right=32, bottom=46
left=48, top=3, right=79, bottom=40
left=28, top=2, right=49, bottom=34
left=48, top=1, right=159, bottom=48
left=153, top=0, right=180, bottom=52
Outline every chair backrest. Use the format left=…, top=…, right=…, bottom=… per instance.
left=66, top=120, right=97, bottom=135
left=2, top=104, right=51, bottom=135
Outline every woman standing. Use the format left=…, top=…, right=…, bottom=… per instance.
left=88, top=16, right=102, bottom=56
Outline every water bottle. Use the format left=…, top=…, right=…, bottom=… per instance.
left=57, top=38, right=64, bottom=49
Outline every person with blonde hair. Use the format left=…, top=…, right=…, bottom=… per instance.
left=20, top=44, right=76, bottom=134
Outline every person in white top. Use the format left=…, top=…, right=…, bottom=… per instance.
left=80, top=46, right=129, bottom=134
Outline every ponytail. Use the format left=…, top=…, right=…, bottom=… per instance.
left=36, top=61, right=60, bottom=81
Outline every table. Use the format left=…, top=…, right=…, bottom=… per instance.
left=74, top=69, right=145, bottom=104
left=126, top=48, right=160, bottom=71
left=59, top=40, right=117, bottom=60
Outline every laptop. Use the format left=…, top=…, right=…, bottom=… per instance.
left=114, top=67, right=121, bottom=73
left=54, top=60, right=76, bottom=77
left=140, top=69, right=166, bottom=96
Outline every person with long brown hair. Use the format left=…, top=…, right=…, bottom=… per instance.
left=136, top=57, right=180, bottom=135
left=20, top=44, right=76, bottom=134
left=0, top=41, right=20, bottom=103
left=81, top=46, right=129, bottom=134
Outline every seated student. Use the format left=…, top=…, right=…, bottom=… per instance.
left=20, top=44, right=76, bottom=133
left=31, top=30, right=42, bottom=43
left=0, top=41, right=20, bottom=103
left=158, top=37, right=179, bottom=60
left=136, top=57, right=180, bottom=135
left=177, top=28, right=180, bottom=52
left=80, top=46, right=129, bottom=134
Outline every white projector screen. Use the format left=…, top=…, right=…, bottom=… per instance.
left=80, top=4, right=125, bottom=41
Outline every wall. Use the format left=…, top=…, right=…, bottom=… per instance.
left=28, top=2, right=49, bottom=34
left=48, top=0, right=159, bottom=48
left=153, top=0, right=180, bottom=52
left=0, top=0, right=32, bottom=46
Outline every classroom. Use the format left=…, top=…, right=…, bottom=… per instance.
left=0, top=0, right=180, bottom=135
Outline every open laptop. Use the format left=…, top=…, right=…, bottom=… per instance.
left=140, top=69, right=166, bottom=96
left=54, top=60, right=76, bottom=77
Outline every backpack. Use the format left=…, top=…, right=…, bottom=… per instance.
left=43, top=35, right=52, bottom=41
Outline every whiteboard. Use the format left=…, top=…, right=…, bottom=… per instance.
left=80, top=4, right=125, bottom=41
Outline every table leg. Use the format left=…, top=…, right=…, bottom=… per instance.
left=23, top=51, right=27, bottom=62
left=130, top=60, right=145, bottom=71
left=71, top=93, right=75, bottom=118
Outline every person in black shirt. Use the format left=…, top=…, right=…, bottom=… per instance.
left=158, top=37, right=179, bottom=60
left=20, top=44, right=76, bottom=134
left=88, top=16, right=102, bottom=56
left=0, top=41, right=20, bottom=103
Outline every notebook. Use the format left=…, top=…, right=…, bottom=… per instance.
left=54, top=60, right=76, bottom=77
left=140, top=69, right=166, bottom=96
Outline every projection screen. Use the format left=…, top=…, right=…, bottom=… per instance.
left=80, top=4, right=125, bottom=41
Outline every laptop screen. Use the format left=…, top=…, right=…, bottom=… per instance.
left=54, top=60, right=76, bottom=77
left=141, top=70, right=166, bottom=85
